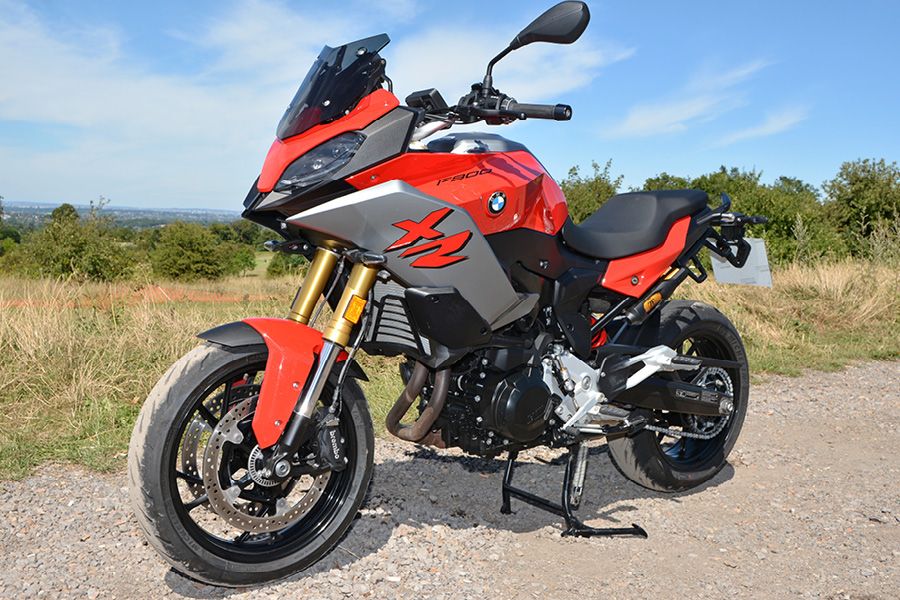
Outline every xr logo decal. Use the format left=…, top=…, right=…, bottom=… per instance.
left=385, top=208, right=472, bottom=268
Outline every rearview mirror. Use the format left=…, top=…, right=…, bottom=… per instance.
left=510, top=1, right=590, bottom=50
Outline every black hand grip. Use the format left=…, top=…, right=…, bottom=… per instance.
left=506, top=101, right=573, bottom=120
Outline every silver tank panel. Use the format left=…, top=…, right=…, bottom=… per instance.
left=286, top=180, right=522, bottom=326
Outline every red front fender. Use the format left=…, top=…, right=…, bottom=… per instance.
left=242, top=318, right=346, bottom=449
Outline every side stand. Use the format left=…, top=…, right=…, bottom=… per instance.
left=500, top=445, right=648, bottom=538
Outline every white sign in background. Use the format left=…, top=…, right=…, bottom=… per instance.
left=710, top=238, right=773, bottom=287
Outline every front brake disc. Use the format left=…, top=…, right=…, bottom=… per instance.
left=179, top=384, right=259, bottom=499
left=202, top=398, right=331, bottom=533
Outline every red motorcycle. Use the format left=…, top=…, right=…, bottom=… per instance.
left=129, top=1, right=764, bottom=586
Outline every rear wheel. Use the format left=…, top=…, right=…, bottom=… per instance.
left=607, top=300, right=749, bottom=492
left=128, top=343, right=374, bottom=586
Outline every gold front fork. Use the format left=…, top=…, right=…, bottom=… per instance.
left=287, top=248, right=339, bottom=324
left=287, top=246, right=378, bottom=347
left=323, top=263, right=378, bottom=346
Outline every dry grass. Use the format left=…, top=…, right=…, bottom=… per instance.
left=1, top=260, right=897, bottom=479
left=685, top=260, right=900, bottom=374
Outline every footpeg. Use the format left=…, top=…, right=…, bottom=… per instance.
left=621, top=345, right=697, bottom=389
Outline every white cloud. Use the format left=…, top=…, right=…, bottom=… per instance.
left=184, top=0, right=359, bottom=82
left=716, top=106, right=809, bottom=146
left=387, top=28, right=633, bottom=104
left=0, top=0, right=630, bottom=208
left=686, top=59, right=771, bottom=91
left=0, top=1, right=356, bottom=207
left=603, top=60, right=769, bottom=139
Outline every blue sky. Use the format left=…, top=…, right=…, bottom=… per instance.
left=1, top=0, right=898, bottom=209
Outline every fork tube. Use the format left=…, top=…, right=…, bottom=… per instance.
left=322, top=263, right=379, bottom=346
left=292, top=262, right=379, bottom=420
left=287, top=248, right=339, bottom=324
left=274, top=262, right=379, bottom=459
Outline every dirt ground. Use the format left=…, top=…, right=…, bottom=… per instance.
left=1, top=361, right=897, bottom=599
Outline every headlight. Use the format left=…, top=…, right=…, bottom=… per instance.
left=275, top=132, right=366, bottom=192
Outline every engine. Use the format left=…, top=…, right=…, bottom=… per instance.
left=431, top=349, right=553, bottom=456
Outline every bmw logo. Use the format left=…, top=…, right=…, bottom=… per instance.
left=488, top=191, right=506, bottom=214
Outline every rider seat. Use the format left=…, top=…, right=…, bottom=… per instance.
left=561, top=190, right=709, bottom=259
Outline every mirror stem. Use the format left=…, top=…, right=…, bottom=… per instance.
left=483, top=45, right=513, bottom=96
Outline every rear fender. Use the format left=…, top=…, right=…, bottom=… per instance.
left=197, top=319, right=364, bottom=449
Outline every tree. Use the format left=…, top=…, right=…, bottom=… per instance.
left=3, top=202, right=134, bottom=280
left=210, top=220, right=269, bottom=248
left=643, top=172, right=692, bottom=191
left=823, top=158, right=900, bottom=251
left=642, top=166, right=847, bottom=264
left=151, top=222, right=227, bottom=280
left=561, top=160, right=624, bottom=223
left=0, top=195, right=20, bottom=246
left=50, top=203, right=80, bottom=223
left=0, top=195, right=20, bottom=258
left=209, top=222, right=238, bottom=244
left=267, top=251, right=306, bottom=278
left=219, top=242, right=257, bottom=276
left=230, top=219, right=269, bottom=247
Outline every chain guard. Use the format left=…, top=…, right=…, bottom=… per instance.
left=644, top=366, right=734, bottom=440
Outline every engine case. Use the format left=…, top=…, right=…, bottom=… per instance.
left=483, top=366, right=550, bottom=442
left=438, top=358, right=551, bottom=455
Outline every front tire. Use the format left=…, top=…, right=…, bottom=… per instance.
left=607, top=300, right=749, bottom=492
left=127, top=343, right=374, bottom=586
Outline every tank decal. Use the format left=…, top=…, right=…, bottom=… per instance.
left=286, top=181, right=521, bottom=326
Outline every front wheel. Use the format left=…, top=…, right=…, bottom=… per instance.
left=127, top=343, right=374, bottom=586
left=607, top=300, right=749, bottom=492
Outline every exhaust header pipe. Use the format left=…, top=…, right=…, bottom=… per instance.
left=385, top=361, right=449, bottom=446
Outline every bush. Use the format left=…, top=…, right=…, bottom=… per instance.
left=2, top=202, right=136, bottom=281
left=151, top=222, right=227, bottom=281
left=220, top=242, right=256, bottom=276
left=266, top=251, right=306, bottom=278
left=560, top=160, right=624, bottom=223
left=644, top=167, right=847, bottom=264
left=823, top=158, right=900, bottom=253
left=0, top=237, right=15, bottom=257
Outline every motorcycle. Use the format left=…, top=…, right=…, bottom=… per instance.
left=129, top=1, right=766, bottom=586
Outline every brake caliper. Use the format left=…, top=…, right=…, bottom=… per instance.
left=316, top=411, right=348, bottom=472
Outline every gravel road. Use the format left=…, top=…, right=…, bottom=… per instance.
left=2, top=361, right=898, bottom=599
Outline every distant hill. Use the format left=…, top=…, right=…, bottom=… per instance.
left=3, top=201, right=241, bottom=228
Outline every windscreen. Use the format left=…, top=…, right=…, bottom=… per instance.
left=276, top=34, right=390, bottom=140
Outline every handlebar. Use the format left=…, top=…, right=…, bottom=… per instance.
left=503, top=100, right=572, bottom=121
left=449, top=88, right=574, bottom=124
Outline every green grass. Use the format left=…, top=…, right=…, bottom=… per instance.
left=249, top=251, right=274, bottom=278
left=0, top=259, right=897, bottom=479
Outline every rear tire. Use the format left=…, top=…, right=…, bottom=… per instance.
left=607, top=300, right=749, bottom=492
left=128, top=343, right=374, bottom=586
